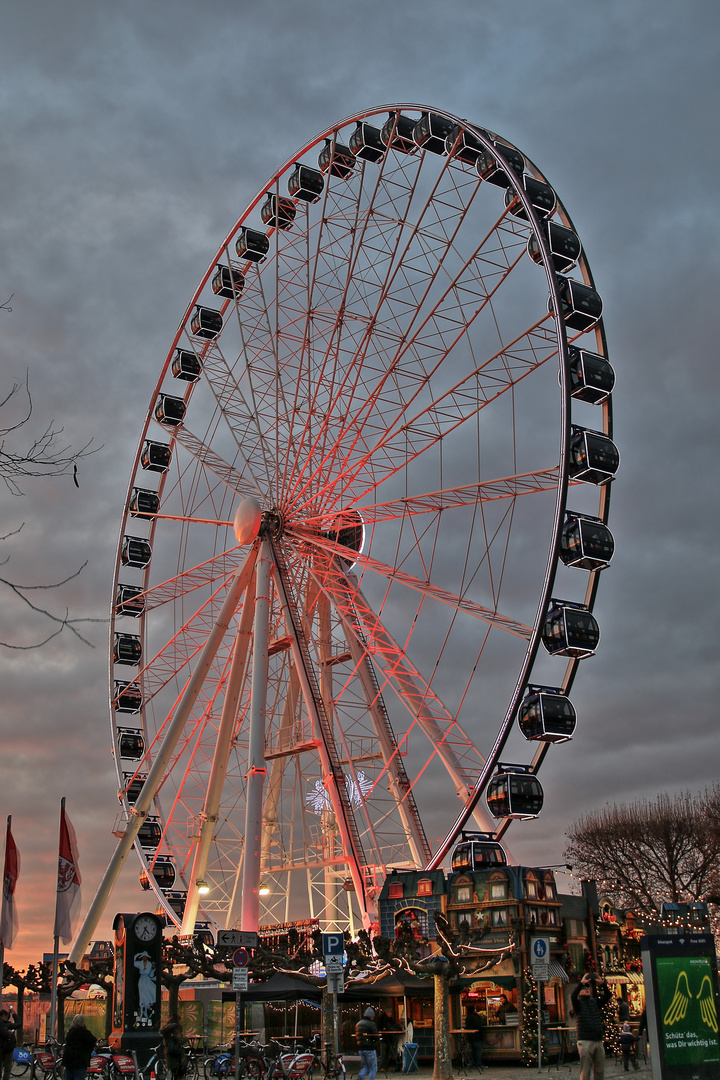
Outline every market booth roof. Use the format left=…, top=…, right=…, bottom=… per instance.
left=244, top=973, right=323, bottom=1001
left=342, top=970, right=432, bottom=998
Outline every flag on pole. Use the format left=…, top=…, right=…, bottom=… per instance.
left=1, top=818, right=20, bottom=949
left=54, top=801, right=81, bottom=945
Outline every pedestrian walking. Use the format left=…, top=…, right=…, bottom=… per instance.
left=355, top=1007, right=379, bottom=1080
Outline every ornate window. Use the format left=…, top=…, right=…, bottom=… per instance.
left=417, top=878, right=433, bottom=896
left=388, top=882, right=404, bottom=899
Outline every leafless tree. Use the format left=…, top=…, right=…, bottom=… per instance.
left=564, top=788, right=720, bottom=913
left=0, top=295, right=102, bottom=648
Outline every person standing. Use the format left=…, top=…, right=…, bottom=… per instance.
left=62, top=1014, right=97, bottom=1080
left=464, top=1004, right=484, bottom=1070
left=619, top=1023, right=639, bottom=1071
left=355, top=1007, right=379, bottom=1080
left=375, top=1007, right=393, bottom=1071
left=571, top=974, right=611, bottom=1080
left=0, top=1009, right=20, bottom=1080
left=160, top=1014, right=186, bottom=1080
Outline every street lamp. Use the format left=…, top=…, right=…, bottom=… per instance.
left=259, top=880, right=271, bottom=896
left=196, top=880, right=210, bottom=895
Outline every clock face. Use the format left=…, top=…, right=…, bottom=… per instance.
left=134, top=915, right=158, bottom=942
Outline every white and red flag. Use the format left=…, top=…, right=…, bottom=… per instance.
left=54, top=800, right=81, bottom=945
left=1, top=818, right=20, bottom=949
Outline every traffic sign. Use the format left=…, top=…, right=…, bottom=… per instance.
left=322, top=933, right=344, bottom=956
left=217, top=930, right=258, bottom=949
left=325, top=955, right=343, bottom=973
left=233, top=947, right=250, bottom=968
left=232, top=968, right=249, bottom=991
left=327, top=970, right=344, bottom=995
left=531, top=936, right=550, bottom=982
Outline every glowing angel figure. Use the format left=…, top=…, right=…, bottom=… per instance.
left=306, top=771, right=373, bottom=815
left=697, top=974, right=718, bottom=1032
left=346, top=770, right=373, bottom=808
left=663, top=970, right=691, bottom=1025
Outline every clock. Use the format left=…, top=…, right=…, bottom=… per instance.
left=134, top=914, right=158, bottom=942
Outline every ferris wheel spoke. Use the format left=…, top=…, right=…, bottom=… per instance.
left=172, top=419, right=265, bottom=499
left=291, top=526, right=531, bottom=640
left=286, top=275, right=553, bottom=520
left=283, top=202, right=531, bottom=514
left=309, top=559, right=490, bottom=801
left=301, top=467, right=562, bottom=532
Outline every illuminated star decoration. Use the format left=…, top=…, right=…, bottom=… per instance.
left=306, top=771, right=373, bottom=814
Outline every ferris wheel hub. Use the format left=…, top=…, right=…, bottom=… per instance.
left=233, top=497, right=262, bottom=544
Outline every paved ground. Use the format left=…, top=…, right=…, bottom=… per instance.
left=379, top=1058, right=652, bottom=1079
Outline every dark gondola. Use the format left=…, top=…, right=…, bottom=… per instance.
left=444, top=123, right=488, bottom=165
left=318, top=139, right=355, bottom=178
left=121, top=536, right=152, bottom=568
left=141, top=440, right=172, bottom=473
left=504, top=175, right=556, bottom=220
left=129, top=488, right=159, bottom=520
left=560, top=512, right=615, bottom=571
left=171, top=349, right=203, bottom=383
left=527, top=222, right=582, bottom=274
left=211, top=265, right=245, bottom=299
left=117, top=727, right=145, bottom=759
left=137, top=816, right=162, bottom=849
left=194, top=923, right=215, bottom=948
left=451, top=831, right=507, bottom=872
left=550, top=276, right=603, bottom=332
left=190, top=305, right=223, bottom=339
left=260, top=194, right=296, bottom=230
left=122, top=772, right=147, bottom=805
left=154, top=394, right=186, bottom=427
left=288, top=164, right=324, bottom=203
left=380, top=112, right=418, bottom=154
left=235, top=227, right=270, bottom=263
left=567, top=346, right=615, bottom=404
left=140, top=857, right=176, bottom=891
left=518, top=686, right=576, bottom=743
left=476, top=140, right=525, bottom=188
left=349, top=121, right=386, bottom=163
left=542, top=600, right=600, bottom=658
left=323, top=509, right=364, bottom=565
left=113, top=633, right=142, bottom=665
left=113, top=680, right=143, bottom=714
left=487, top=764, right=544, bottom=819
left=569, top=426, right=620, bottom=485
left=413, top=112, right=455, bottom=155
left=115, top=584, right=145, bottom=617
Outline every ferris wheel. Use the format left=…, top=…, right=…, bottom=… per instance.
left=104, top=104, right=617, bottom=941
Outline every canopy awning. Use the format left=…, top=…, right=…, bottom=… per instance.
left=627, top=972, right=644, bottom=984
left=605, top=974, right=629, bottom=984
left=547, top=961, right=569, bottom=983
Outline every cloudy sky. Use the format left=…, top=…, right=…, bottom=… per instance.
left=1, top=0, right=718, bottom=969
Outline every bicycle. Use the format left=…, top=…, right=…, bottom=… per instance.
left=31, top=1038, right=64, bottom=1080
left=139, top=1043, right=166, bottom=1080
left=204, top=1041, right=264, bottom=1080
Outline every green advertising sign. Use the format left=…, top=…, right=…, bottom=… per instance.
left=656, top=955, right=719, bottom=1067
left=642, top=933, right=720, bottom=1080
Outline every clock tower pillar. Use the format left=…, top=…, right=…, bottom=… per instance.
left=111, top=912, right=163, bottom=1058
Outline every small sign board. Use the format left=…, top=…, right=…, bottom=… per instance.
left=322, top=933, right=344, bottom=956
left=232, top=968, right=249, bottom=992
left=233, top=947, right=250, bottom=968
left=327, top=970, right=344, bottom=995
left=217, top=930, right=259, bottom=949
left=531, top=936, right=550, bottom=982
left=325, top=955, right=343, bottom=973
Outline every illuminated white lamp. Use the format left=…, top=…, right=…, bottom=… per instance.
left=196, top=880, right=210, bottom=896
left=258, top=880, right=271, bottom=896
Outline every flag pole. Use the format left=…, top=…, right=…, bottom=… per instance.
left=0, top=815, right=10, bottom=990
left=48, top=799, right=65, bottom=1041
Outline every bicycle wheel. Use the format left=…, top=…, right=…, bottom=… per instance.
left=10, top=1061, right=32, bottom=1079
